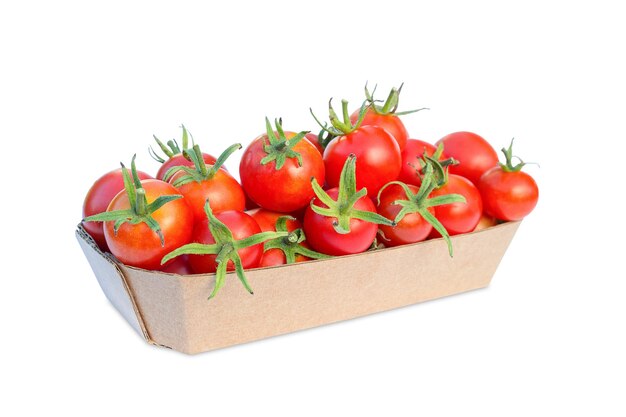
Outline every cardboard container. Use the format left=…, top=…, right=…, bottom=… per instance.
left=76, top=221, right=520, bottom=354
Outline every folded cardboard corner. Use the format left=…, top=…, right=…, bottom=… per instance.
left=76, top=221, right=521, bottom=354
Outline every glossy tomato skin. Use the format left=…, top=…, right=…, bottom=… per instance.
left=240, top=131, right=325, bottom=213
left=473, top=214, right=498, bottom=232
left=247, top=208, right=300, bottom=232
left=156, top=153, right=218, bottom=181
left=169, top=168, right=246, bottom=222
left=83, top=168, right=152, bottom=251
left=104, top=179, right=193, bottom=270
left=478, top=167, right=539, bottom=221
left=188, top=211, right=263, bottom=274
left=429, top=174, right=482, bottom=237
left=350, top=108, right=409, bottom=150
left=258, top=243, right=311, bottom=267
left=159, top=255, right=194, bottom=275
left=398, top=139, right=441, bottom=186
left=377, top=183, right=434, bottom=246
left=303, top=188, right=378, bottom=256
left=324, top=126, right=401, bottom=198
left=304, top=132, right=325, bottom=154
left=436, top=131, right=498, bottom=186
left=247, top=208, right=308, bottom=266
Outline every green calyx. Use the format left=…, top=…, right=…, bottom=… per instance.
left=364, top=82, right=428, bottom=116
left=377, top=160, right=466, bottom=257
left=83, top=155, right=182, bottom=246
left=260, top=117, right=309, bottom=170
left=149, top=124, right=193, bottom=163
left=315, top=123, right=337, bottom=151
left=310, top=154, right=395, bottom=234
left=500, top=138, right=530, bottom=172
left=311, top=98, right=369, bottom=136
left=263, top=216, right=331, bottom=264
left=163, top=143, right=241, bottom=187
left=161, top=199, right=288, bottom=299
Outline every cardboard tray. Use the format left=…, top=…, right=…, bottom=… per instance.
left=76, top=221, right=520, bottom=354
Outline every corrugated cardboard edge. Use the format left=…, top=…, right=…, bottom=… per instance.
left=75, top=226, right=155, bottom=346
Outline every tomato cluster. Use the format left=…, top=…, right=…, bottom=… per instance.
left=81, top=84, right=539, bottom=299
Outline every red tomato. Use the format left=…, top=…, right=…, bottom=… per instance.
left=169, top=168, right=245, bottom=221
left=303, top=188, right=378, bottom=255
left=436, top=131, right=498, bottom=186
left=377, top=183, right=434, bottom=246
left=304, top=132, right=325, bottom=154
left=159, top=255, right=194, bottom=275
left=258, top=243, right=311, bottom=267
left=104, top=179, right=194, bottom=270
left=240, top=129, right=325, bottom=213
left=83, top=168, right=152, bottom=251
left=473, top=214, right=498, bottom=231
left=247, top=208, right=300, bottom=232
left=247, top=209, right=309, bottom=266
left=398, top=139, right=441, bottom=186
left=324, top=125, right=401, bottom=197
left=349, top=107, right=409, bottom=150
left=429, top=174, right=482, bottom=237
left=156, top=153, right=217, bottom=181
left=478, top=167, right=539, bottom=221
left=188, top=211, right=264, bottom=274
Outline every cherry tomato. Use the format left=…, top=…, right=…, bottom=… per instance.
left=429, top=174, right=482, bottom=237
left=398, top=139, right=442, bottom=186
left=258, top=243, right=311, bottom=267
left=436, top=131, right=498, bottom=186
left=247, top=208, right=310, bottom=266
left=473, top=214, right=498, bottom=231
left=247, top=208, right=300, bottom=232
left=159, top=255, right=194, bottom=275
left=240, top=127, right=325, bottom=213
left=157, top=152, right=217, bottom=181
left=377, top=183, right=434, bottom=246
left=350, top=107, right=409, bottom=150
left=169, top=168, right=245, bottom=221
left=324, top=125, right=401, bottom=197
left=304, top=132, right=325, bottom=154
left=83, top=168, right=152, bottom=251
left=478, top=167, right=538, bottom=221
left=188, top=211, right=263, bottom=274
left=303, top=188, right=378, bottom=255
left=104, top=179, right=194, bottom=270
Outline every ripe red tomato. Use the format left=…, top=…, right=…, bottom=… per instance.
left=304, top=132, right=325, bottom=154
left=349, top=107, right=409, bottom=150
left=157, top=152, right=217, bottom=181
left=473, top=214, right=498, bottom=231
left=247, top=208, right=300, bottom=232
left=478, top=167, right=538, bottom=221
left=429, top=174, right=482, bottom=237
left=82, top=168, right=152, bottom=251
left=303, top=188, right=378, bottom=255
left=104, top=179, right=194, bottom=270
left=324, top=125, right=401, bottom=197
left=246, top=209, right=311, bottom=266
left=398, top=139, right=442, bottom=186
left=436, top=131, right=498, bottom=186
left=187, top=211, right=264, bottom=274
left=170, top=168, right=245, bottom=221
left=377, top=183, right=434, bottom=246
left=240, top=122, right=325, bottom=213
left=258, top=243, right=311, bottom=267
left=159, top=255, right=194, bottom=275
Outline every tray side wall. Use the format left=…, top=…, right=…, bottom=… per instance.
left=122, top=221, right=520, bottom=354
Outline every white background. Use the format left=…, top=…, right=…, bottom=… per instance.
left=1, top=0, right=624, bottom=416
